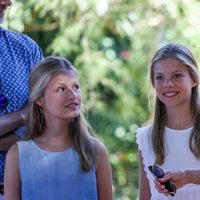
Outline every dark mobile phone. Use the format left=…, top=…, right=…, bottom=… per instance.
left=148, top=165, right=176, bottom=196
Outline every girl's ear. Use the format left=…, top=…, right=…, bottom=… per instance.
left=35, top=97, right=43, bottom=106
left=192, top=80, right=198, bottom=88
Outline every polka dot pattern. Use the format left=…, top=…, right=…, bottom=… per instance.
left=0, top=27, right=43, bottom=182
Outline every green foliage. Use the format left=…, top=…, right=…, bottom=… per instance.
left=4, top=0, right=200, bottom=199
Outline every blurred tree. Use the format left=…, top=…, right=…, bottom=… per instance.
left=4, top=0, right=200, bottom=199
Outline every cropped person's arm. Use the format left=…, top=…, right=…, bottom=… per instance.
left=138, top=150, right=151, bottom=200
left=0, top=109, right=26, bottom=137
left=0, top=133, right=20, bottom=151
left=96, top=143, right=113, bottom=200
left=4, top=144, right=21, bottom=200
left=0, top=105, right=29, bottom=137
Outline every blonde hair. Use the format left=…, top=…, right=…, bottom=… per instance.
left=26, top=56, right=99, bottom=171
left=149, top=43, right=200, bottom=164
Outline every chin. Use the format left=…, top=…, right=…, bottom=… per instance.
left=68, top=111, right=80, bottom=119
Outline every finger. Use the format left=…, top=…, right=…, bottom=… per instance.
left=153, top=179, right=161, bottom=186
left=158, top=173, right=173, bottom=182
left=158, top=188, right=170, bottom=196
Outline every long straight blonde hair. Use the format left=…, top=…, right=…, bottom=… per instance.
left=149, top=43, right=200, bottom=165
left=26, top=56, right=99, bottom=171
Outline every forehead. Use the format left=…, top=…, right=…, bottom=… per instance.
left=153, top=58, right=189, bottom=74
left=49, top=70, right=78, bottom=83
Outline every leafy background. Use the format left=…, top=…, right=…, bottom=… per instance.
left=4, top=0, right=200, bottom=199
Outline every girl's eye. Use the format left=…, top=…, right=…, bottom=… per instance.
left=155, top=75, right=164, bottom=81
left=174, top=73, right=183, bottom=79
left=74, top=84, right=80, bottom=90
left=57, top=87, right=65, bottom=92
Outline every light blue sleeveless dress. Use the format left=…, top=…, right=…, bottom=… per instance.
left=17, top=140, right=98, bottom=200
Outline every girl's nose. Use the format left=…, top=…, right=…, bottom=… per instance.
left=164, top=77, right=173, bottom=88
left=66, top=89, right=76, bottom=99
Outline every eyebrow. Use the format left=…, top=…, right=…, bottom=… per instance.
left=56, top=80, right=79, bottom=85
left=155, top=69, right=184, bottom=75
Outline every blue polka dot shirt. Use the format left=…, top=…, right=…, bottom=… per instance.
left=0, top=26, right=43, bottom=182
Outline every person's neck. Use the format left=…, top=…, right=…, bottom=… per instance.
left=34, top=131, right=72, bottom=152
left=34, top=121, right=72, bottom=151
left=45, top=119, right=70, bottom=136
left=165, top=105, right=193, bottom=130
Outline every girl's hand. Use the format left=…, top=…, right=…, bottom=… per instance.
left=154, top=179, right=171, bottom=196
left=154, top=170, right=187, bottom=196
left=158, top=171, right=186, bottom=189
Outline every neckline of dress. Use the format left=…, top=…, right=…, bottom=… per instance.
left=165, top=126, right=193, bottom=132
left=30, top=139, right=73, bottom=154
